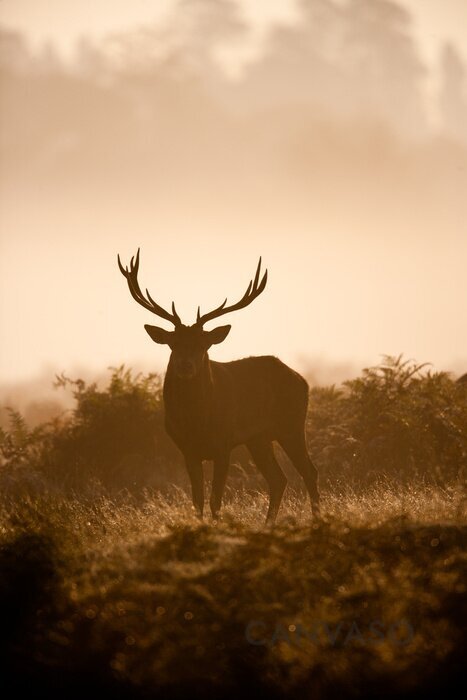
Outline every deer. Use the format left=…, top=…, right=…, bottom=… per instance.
left=118, top=249, right=320, bottom=523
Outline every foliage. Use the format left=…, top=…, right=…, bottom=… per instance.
left=0, top=356, right=466, bottom=497
left=307, top=355, right=467, bottom=488
left=0, top=366, right=182, bottom=495
left=0, top=354, right=466, bottom=696
left=0, top=408, right=56, bottom=495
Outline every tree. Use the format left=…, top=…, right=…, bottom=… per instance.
left=439, top=43, right=467, bottom=144
left=343, top=0, right=426, bottom=136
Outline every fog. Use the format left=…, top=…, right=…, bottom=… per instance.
left=1, top=0, right=466, bottom=411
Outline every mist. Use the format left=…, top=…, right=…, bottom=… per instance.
left=1, top=0, right=467, bottom=400
left=1, top=6, right=467, bottom=696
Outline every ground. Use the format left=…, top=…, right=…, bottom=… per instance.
left=0, top=482, right=466, bottom=698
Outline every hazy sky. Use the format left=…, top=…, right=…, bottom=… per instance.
left=1, top=0, right=467, bottom=388
left=1, top=0, right=467, bottom=70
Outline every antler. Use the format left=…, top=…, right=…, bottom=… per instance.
left=117, top=248, right=181, bottom=326
left=196, top=257, right=268, bottom=326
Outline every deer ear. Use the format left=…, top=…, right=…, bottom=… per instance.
left=206, top=325, right=231, bottom=346
left=144, top=325, right=174, bottom=346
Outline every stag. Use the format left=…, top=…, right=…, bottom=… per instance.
left=118, top=249, right=320, bottom=523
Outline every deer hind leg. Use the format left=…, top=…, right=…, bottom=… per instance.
left=278, top=432, right=320, bottom=518
left=184, top=457, right=204, bottom=519
left=247, top=438, right=287, bottom=524
left=210, top=453, right=230, bottom=520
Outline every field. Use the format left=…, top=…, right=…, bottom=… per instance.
left=1, top=357, right=466, bottom=698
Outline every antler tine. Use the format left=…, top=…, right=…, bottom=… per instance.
left=117, top=253, right=127, bottom=276
left=132, top=247, right=140, bottom=273
left=253, top=256, right=262, bottom=289
left=196, top=258, right=268, bottom=326
left=171, top=301, right=181, bottom=325
left=118, top=249, right=181, bottom=326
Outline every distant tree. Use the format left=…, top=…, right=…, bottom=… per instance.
left=439, top=43, right=467, bottom=143
left=107, top=0, right=247, bottom=85
left=240, top=0, right=426, bottom=135
left=0, top=27, right=32, bottom=74
left=74, top=37, right=110, bottom=80
left=342, top=0, right=426, bottom=136
left=36, top=41, right=63, bottom=75
left=240, top=0, right=347, bottom=113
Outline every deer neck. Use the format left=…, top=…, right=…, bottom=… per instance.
left=164, top=354, right=214, bottom=429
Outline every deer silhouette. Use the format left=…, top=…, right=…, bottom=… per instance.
left=118, top=249, right=320, bottom=523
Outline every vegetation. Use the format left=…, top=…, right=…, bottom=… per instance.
left=0, top=487, right=466, bottom=699
left=307, top=355, right=467, bottom=489
left=0, top=367, right=183, bottom=496
left=1, top=356, right=465, bottom=496
left=0, top=356, right=466, bottom=697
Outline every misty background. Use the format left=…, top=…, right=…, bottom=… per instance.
left=1, top=0, right=466, bottom=422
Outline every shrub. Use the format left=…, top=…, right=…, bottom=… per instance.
left=1, top=356, right=465, bottom=495
left=0, top=366, right=183, bottom=494
left=307, top=355, right=467, bottom=487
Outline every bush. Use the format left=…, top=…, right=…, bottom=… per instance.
left=306, top=355, right=467, bottom=488
left=0, top=366, right=183, bottom=495
left=1, top=356, right=465, bottom=496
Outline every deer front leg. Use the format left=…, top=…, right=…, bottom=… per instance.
left=210, top=453, right=230, bottom=520
left=184, top=456, right=204, bottom=519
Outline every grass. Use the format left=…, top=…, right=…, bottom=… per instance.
left=1, top=482, right=466, bottom=699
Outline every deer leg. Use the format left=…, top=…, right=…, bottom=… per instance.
left=210, top=453, right=230, bottom=519
left=247, top=438, right=287, bottom=524
left=279, top=433, right=320, bottom=517
left=184, top=456, right=204, bottom=519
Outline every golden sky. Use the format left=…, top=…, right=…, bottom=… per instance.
left=1, top=0, right=466, bottom=386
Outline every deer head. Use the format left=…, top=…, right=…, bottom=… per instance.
left=118, top=249, right=268, bottom=379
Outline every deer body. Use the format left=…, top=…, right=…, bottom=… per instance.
left=164, top=355, right=307, bottom=457
left=118, top=251, right=320, bottom=522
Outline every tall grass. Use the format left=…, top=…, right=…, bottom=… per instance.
left=0, top=485, right=466, bottom=699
